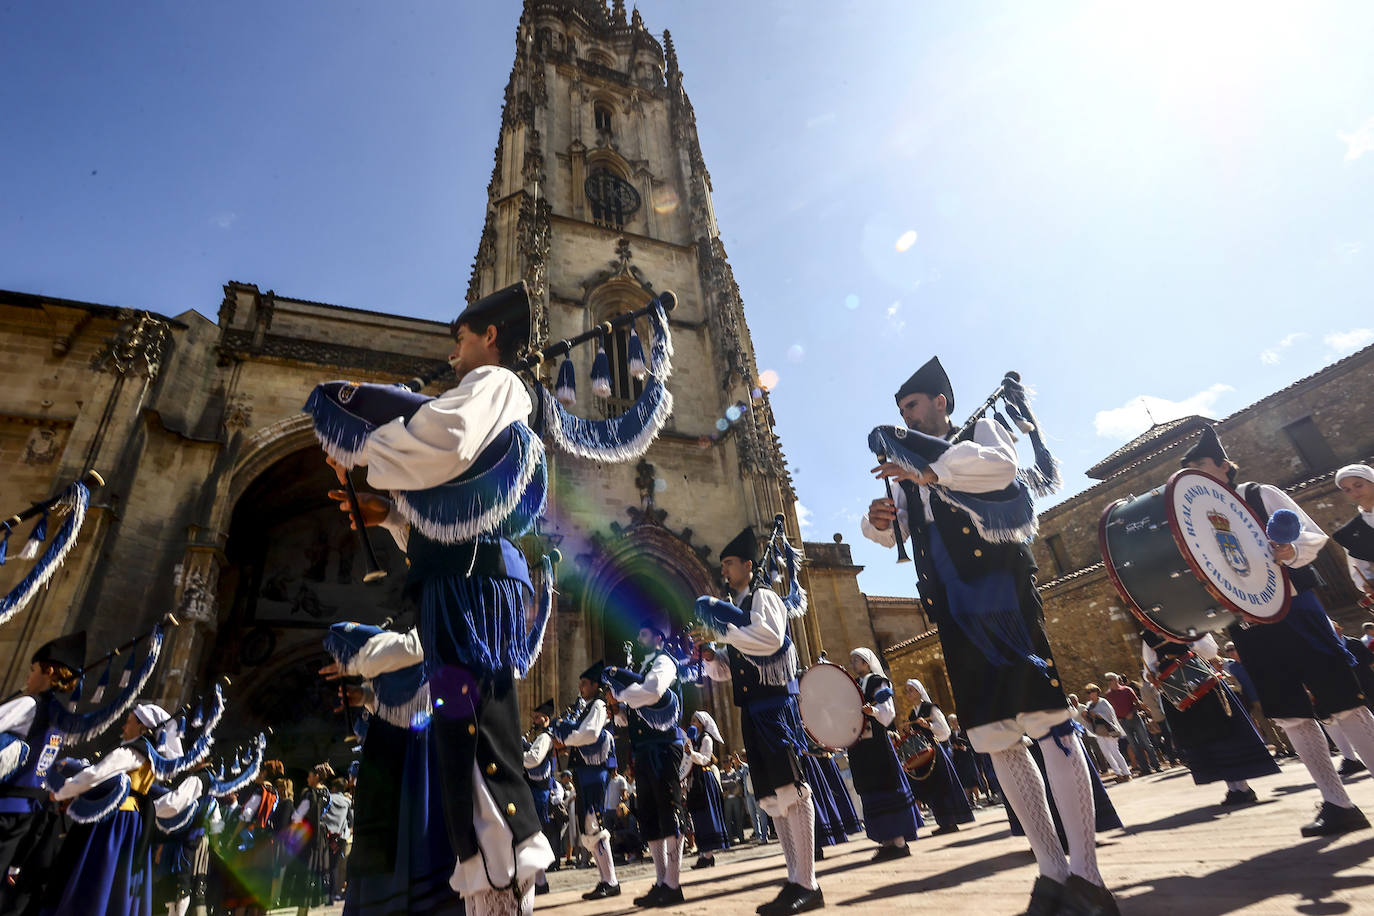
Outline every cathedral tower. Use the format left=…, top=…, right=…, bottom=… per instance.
left=471, top=1, right=817, bottom=733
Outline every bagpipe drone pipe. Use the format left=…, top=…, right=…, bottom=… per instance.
left=0, top=469, right=105, bottom=628
left=867, top=370, right=1063, bottom=548
left=301, top=281, right=678, bottom=583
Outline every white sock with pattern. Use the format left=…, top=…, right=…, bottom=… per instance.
left=664, top=835, right=683, bottom=889
left=1280, top=718, right=1353, bottom=807
left=1038, top=734, right=1102, bottom=886
left=775, top=789, right=818, bottom=891
left=649, top=838, right=666, bottom=885
left=1225, top=780, right=1250, bottom=792
left=1331, top=706, right=1374, bottom=773
left=990, top=743, right=1071, bottom=883
left=1325, top=718, right=1358, bottom=759
left=467, top=886, right=532, bottom=916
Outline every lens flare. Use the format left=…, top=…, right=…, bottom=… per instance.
left=652, top=186, right=680, bottom=214
left=787, top=344, right=805, bottom=363
left=895, top=230, right=918, bottom=252
left=715, top=418, right=729, bottom=432
left=844, top=294, right=860, bottom=311
left=758, top=369, right=780, bottom=390
left=725, top=405, right=742, bottom=422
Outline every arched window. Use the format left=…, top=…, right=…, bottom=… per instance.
left=594, top=102, right=613, bottom=137
left=601, top=314, right=648, bottom=415
left=585, top=166, right=640, bottom=230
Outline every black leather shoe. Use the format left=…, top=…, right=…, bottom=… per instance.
left=583, top=882, right=622, bottom=900
left=1301, top=801, right=1371, bottom=837
left=930, top=824, right=960, bottom=835
left=758, top=883, right=802, bottom=914
left=634, top=884, right=666, bottom=907
left=870, top=844, right=911, bottom=862
left=1220, top=788, right=1258, bottom=806
left=1023, top=876, right=1065, bottom=916
left=1338, top=758, right=1367, bottom=777
left=1059, top=875, right=1120, bottom=916
left=535, top=882, right=550, bottom=896
left=692, top=855, right=716, bottom=869
left=653, top=886, right=685, bottom=907
left=779, top=887, right=825, bottom=913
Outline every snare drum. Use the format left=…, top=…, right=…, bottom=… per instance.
left=1099, top=469, right=1290, bottom=642
left=797, top=663, right=865, bottom=751
left=892, top=728, right=937, bottom=775
left=1155, top=651, right=1219, bottom=711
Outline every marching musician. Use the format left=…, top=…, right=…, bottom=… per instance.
left=901, top=678, right=975, bottom=834
left=863, top=356, right=1116, bottom=916
left=1138, top=629, right=1277, bottom=807
left=523, top=699, right=557, bottom=897
left=153, top=757, right=219, bottom=916
left=695, top=527, right=824, bottom=915
left=605, top=619, right=688, bottom=908
left=1334, top=464, right=1374, bottom=605
left=1183, top=425, right=1374, bottom=837
left=315, top=286, right=555, bottom=915
left=550, top=665, right=621, bottom=901
left=847, top=648, right=921, bottom=860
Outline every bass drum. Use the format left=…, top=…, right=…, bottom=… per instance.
left=1099, top=468, right=1290, bottom=642
left=797, top=663, right=865, bottom=751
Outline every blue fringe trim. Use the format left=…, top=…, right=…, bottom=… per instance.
left=391, top=422, right=546, bottom=544
left=0, top=482, right=89, bottom=627
left=147, top=684, right=225, bottom=781
left=524, top=554, right=554, bottom=667
left=420, top=573, right=541, bottom=676
left=373, top=666, right=431, bottom=729
left=301, top=384, right=382, bottom=468
left=0, top=734, right=29, bottom=783
left=695, top=596, right=749, bottom=632
left=578, top=729, right=616, bottom=766
left=627, top=327, right=647, bottom=380
left=209, top=734, right=266, bottom=798
left=155, top=795, right=199, bottom=834
left=323, top=621, right=388, bottom=667
left=739, top=637, right=799, bottom=687
left=66, top=773, right=131, bottom=824
left=778, top=539, right=808, bottom=619
left=55, top=625, right=165, bottom=744
left=635, top=691, right=681, bottom=731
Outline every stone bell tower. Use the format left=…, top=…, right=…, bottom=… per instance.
left=469, top=0, right=817, bottom=740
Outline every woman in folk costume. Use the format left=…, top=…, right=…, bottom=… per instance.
left=306, top=282, right=677, bottom=916
left=220, top=760, right=284, bottom=915
left=0, top=627, right=165, bottom=915
left=1333, top=464, right=1374, bottom=607
left=944, top=713, right=989, bottom=807
left=684, top=710, right=730, bottom=868
left=847, top=648, right=921, bottom=861
left=1140, top=630, right=1279, bottom=806
left=41, top=703, right=184, bottom=916
left=322, top=620, right=464, bottom=916
left=901, top=679, right=974, bottom=834
left=280, top=762, right=335, bottom=913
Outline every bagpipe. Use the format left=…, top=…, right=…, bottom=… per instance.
left=868, top=370, right=1062, bottom=552
left=58, top=615, right=176, bottom=745
left=600, top=640, right=682, bottom=731
left=302, top=281, right=677, bottom=584
left=0, top=469, right=105, bottom=628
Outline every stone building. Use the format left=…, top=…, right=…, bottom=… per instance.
left=883, top=343, right=1374, bottom=720
left=0, top=1, right=821, bottom=765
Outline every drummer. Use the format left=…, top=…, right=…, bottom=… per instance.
left=847, top=648, right=921, bottom=860
left=1139, top=629, right=1278, bottom=806
left=695, top=527, right=824, bottom=915
left=901, top=679, right=975, bottom=834
left=1182, top=425, right=1374, bottom=837
left=864, top=356, right=1116, bottom=916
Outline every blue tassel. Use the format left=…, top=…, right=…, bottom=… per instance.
left=0, top=522, right=9, bottom=566
left=590, top=344, right=612, bottom=398
left=191, top=703, right=204, bottom=729
left=1003, top=400, right=1035, bottom=434
left=524, top=554, right=555, bottom=666
left=177, top=715, right=187, bottom=736
left=18, top=511, right=48, bottom=561
left=54, top=625, right=165, bottom=745
left=1267, top=509, right=1302, bottom=545
left=90, top=661, right=110, bottom=704
left=779, top=539, right=808, bottom=618
left=555, top=356, right=577, bottom=407
left=119, top=651, right=135, bottom=688
left=627, top=327, right=647, bottom=380
left=992, top=410, right=1019, bottom=441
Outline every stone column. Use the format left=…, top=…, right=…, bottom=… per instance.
left=159, top=531, right=225, bottom=707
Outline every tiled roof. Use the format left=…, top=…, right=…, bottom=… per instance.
left=1085, top=415, right=1213, bottom=480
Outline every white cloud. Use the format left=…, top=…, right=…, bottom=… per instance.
left=1325, top=327, right=1374, bottom=355
left=1258, top=331, right=1307, bottom=365
left=795, top=500, right=814, bottom=531
left=886, top=301, right=905, bottom=334
left=212, top=212, right=238, bottom=229
left=1094, top=384, right=1235, bottom=441
left=1339, top=117, right=1374, bottom=162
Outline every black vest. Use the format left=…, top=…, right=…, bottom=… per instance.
left=1333, top=514, right=1374, bottom=564
left=861, top=675, right=894, bottom=737
left=725, top=592, right=790, bottom=708
left=625, top=651, right=680, bottom=745
left=1239, top=482, right=1320, bottom=593
left=898, top=479, right=1035, bottom=586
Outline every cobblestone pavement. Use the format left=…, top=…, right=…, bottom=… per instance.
left=292, top=755, right=1374, bottom=915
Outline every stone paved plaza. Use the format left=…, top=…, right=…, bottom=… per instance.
left=297, top=754, right=1374, bottom=916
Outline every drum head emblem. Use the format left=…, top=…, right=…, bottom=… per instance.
left=1207, top=510, right=1251, bottom=577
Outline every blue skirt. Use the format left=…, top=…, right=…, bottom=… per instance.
left=849, top=734, right=921, bottom=844
left=1161, top=679, right=1280, bottom=785
left=42, top=807, right=150, bottom=916
left=795, top=749, right=863, bottom=847
left=686, top=767, right=730, bottom=853
left=909, top=742, right=975, bottom=827
left=346, top=719, right=462, bottom=916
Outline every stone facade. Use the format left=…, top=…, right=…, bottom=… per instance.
left=0, top=1, right=826, bottom=763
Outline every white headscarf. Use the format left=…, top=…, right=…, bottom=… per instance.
left=134, top=703, right=170, bottom=732
left=905, top=678, right=931, bottom=703
left=849, top=647, right=886, bottom=681
left=691, top=710, right=724, bottom=746
left=1335, top=464, right=1374, bottom=486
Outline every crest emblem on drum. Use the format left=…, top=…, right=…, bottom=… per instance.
left=1207, top=510, right=1251, bottom=577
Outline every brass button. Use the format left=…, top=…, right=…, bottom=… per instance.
left=467, top=724, right=477, bottom=735
left=506, top=802, right=517, bottom=816
left=1050, top=679, right=1060, bottom=687
left=962, top=527, right=971, bottom=535
left=742, top=685, right=749, bottom=692
left=461, top=685, right=469, bottom=695
left=1045, top=658, right=1054, bottom=668
left=486, top=763, right=498, bottom=775
left=973, top=548, right=983, bottom=557
left=925, top=598, right=934, bottom=606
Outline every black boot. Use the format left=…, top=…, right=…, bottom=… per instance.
left=1022, top=876, right=1065, bottom=916
left=1300, top=801, right=1371, bottom=837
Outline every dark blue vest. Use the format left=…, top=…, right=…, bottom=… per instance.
left=726, top=593, right=791, bottom=708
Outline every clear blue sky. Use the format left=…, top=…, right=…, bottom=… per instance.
left=3, top=1, right=1372, bottom=600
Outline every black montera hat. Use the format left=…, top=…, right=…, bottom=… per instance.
left=535, top=699, right=555, bottom=718
left=32, top=631, right=86, bottom=673
left=450, top=281, right=532, bottom=358
left=719, top=527, right=758, bottom=564
left=579, top=661, right=606, bottom=684
left=894, top=356, right=954, bottom=414
left=1181, top=424, right=1229, bottom=467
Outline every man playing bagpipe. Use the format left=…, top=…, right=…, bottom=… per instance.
left=550, top=665, right=620, bottom=901
left=604, top=619, right=688, bottom=908
left=523, top=700, right=557, bottom=897
left=694, top=527, right=824, bottom=915
left=863, top=357, right=1116, bottom=916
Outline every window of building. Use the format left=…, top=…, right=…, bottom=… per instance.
left=594, top=103, right=613, bottom=136
left=1045, top=533, right=1071, bottom=577
left=585, top=167, right=640, bottom=230
left=1283, top=416, right=1338, bottom=472
left=601, top=317, right=647, bottom=415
